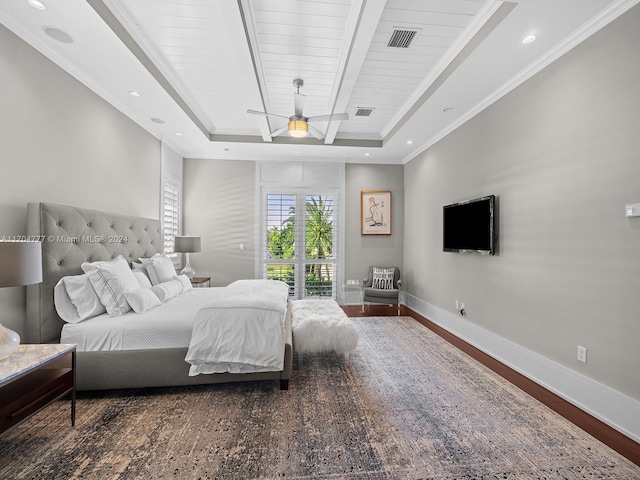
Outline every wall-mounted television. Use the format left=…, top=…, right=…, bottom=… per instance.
left=443, top=195, right=496, bottom=255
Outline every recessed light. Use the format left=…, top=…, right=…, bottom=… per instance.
left=43, top=26, right=73, bottom=44
left=28, top=0, right=47, bottom=10
left=406, top=140, right=413, bottom=145
left=522, top=34, right=537, bottom=44
left=443, top=107, right=454, bottom=113
left=129, top=91, right=140, bottom=97
left=364, top=153, right=370, bottom=157
left=175, top=132, right=182, bottom=136
left=150, top=117, right=165, bottom=124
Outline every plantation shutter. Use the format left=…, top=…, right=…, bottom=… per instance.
left=304, top=194, right=338, bottom=297
left=162, top=176, right=181, bottom=267
left=258, top=162, right=344, bottom=301
left=262, top=191, right=339, bottom=299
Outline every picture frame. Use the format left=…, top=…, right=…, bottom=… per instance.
left=361, top=190, right=391, bottom=235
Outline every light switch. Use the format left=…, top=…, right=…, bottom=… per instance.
left=625, top=203, right=640, bottom=217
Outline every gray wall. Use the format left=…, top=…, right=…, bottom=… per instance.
left=403, top=5, right=640, bottom=400
left=183, top=160, right=403, bottom=291
left=183, top=158, right=256, bottom=287
left=345, top=164, right=404, bottom=282
left=0, top=25, right=160, bottom=336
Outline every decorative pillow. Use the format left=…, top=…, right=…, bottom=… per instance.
left=140, top=254, right=176, bottom=286
left=372, top=267, right=395, bottom=290
left=125, top=288, right=162, bottom=314
left=133, top=271, right=152, bottom=289
left=150, top=278, right=183, bottom=303
left=81, top=256, right=140, bottom=316
left=174, top=275, right=193, bottom=293
left=54, top=274, right=106, bottom=323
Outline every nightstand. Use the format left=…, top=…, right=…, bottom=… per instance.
left=190, top=276, right=211, bottom=288
left=0, top=344, right=76, bottom=436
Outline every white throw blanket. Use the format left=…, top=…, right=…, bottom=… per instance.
left=291, top=299, right=359, bottom=354
left=185, top=279, right=289, bottom=375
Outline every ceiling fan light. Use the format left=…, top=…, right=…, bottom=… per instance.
left=288, top=120, right=308, bottom=138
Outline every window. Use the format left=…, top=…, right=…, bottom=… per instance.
left=162, top=176, right=181, bottom=267
left=263, top=192, right=338, bottom=299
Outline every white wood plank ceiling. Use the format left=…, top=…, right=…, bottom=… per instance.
left=1, top=0, right=634, bottom=162
left=104, top=0, right=496, bottom=143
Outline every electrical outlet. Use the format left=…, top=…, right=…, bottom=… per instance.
left=577, top=345, right=587, bottom=363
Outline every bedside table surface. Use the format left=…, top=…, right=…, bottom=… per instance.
left=191, top=276, right=210, bottom=283
left=0, top=344, right=76, bottom=387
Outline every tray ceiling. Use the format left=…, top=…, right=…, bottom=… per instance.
left=1, top=0, right=636, bottom=163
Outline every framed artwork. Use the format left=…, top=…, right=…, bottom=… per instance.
left=361, top=190, right=391, bottom=235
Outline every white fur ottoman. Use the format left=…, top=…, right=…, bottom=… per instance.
left=291, top=299, right=359, bottom=354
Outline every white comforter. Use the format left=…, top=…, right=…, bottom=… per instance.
left=185, top=279, right=289, bottom=375
left=60, top=288, right=219, bottom=351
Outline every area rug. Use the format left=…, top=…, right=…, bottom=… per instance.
left=1, top=317, right=639, bottom=479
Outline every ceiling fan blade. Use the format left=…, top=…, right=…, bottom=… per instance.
left=246, top=109, right=289, bottom=120
left=307, top=112, right=349, bottom=123
left=308, top=124, right=325, bottom=140
left=270, top=125, right=289, bottom=137
left=294, top=93, right=305, bottom=118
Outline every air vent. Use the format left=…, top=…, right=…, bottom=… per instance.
left=355, top=107, right=374, bottom=117
left=387, top=29, right=417, bottom=48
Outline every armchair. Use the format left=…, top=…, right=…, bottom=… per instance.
left=362, top=266, right=401, bottom=315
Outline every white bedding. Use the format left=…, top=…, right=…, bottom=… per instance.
left=60, top=288, right=221, bottom=351
left=185, top=280, right=289, bottom=375
left=60, top=279, right=291, bottom=376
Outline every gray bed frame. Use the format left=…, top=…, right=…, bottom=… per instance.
left=25, top=202, right=292, bottom=391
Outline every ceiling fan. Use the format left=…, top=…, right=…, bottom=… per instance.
left=247, top=79, right=348, bottom=140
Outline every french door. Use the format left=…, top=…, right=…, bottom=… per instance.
left=262, top=191, right=338, bottom=299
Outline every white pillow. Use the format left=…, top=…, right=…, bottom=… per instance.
left=131, top=262, right=150, bottom=280
left=150, top=278, right=183, bottom=303
left=174, top=275, right=193, bottom=293
left=125, top=288, right=162, bottom=313
left=133, top=271, right=152, bottom=289
left=54, top=274, right=106, bottom=323
left=141, top=254, right=176, bottom=285
left=81, top=256, right=139, bottom=316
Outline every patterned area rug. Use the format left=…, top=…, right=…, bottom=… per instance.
left=2, top=317, right=639, bottom=479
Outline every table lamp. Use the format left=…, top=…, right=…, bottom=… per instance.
left=174, top=235, right=201, bottom=280
left=0, top=241, right=43, bottom=359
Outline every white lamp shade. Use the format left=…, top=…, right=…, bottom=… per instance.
left=174, top=236, right=201, bottom=253
left=0, top=241, right=43, bottom=287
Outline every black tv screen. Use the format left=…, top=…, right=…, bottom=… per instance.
left=443, top=195, right=495, bottom=255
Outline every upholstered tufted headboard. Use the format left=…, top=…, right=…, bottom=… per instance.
left=26, top=202, right=162, bottom=344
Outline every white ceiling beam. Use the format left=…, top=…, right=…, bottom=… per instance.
left=324, top=0, right=388, bottom=145
left=220, top=0, right=272, bottom=143
left=382, top=1, right=515, bottom=143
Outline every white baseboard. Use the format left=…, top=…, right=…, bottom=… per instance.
left=402, top=292, right=640, bottom=443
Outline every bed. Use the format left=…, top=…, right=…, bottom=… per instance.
left=25, top=202, right=292, bottom=391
